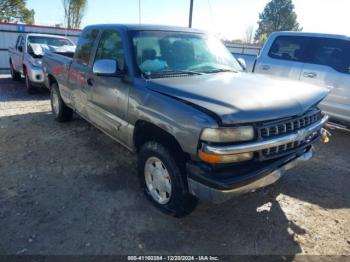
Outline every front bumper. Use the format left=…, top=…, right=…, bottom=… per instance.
left=27, top=65, right=45, bottom=85
left=188, top=115, right=329, bottom=203
left=187, top=149, right=313, bottom=203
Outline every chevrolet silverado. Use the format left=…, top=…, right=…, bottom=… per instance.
left=43, top=24, right=330, bottom=216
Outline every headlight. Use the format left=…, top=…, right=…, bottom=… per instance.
left=200, top=126, right=254, bottom=143
left=31, top=59, right=42, bottom=68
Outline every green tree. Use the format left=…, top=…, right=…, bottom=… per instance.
left=0, top=0, right=35, bottom=24
left=254, top=0, right=301, bottom=42
left=257, top=33, right=268, bottom=45
left=21, top=7, right=34, bottom=23
left=62, top=0, right=87, bottom=29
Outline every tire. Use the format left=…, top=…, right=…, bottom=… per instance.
left=50, top=83, right=73, bottom=122
left=24, top=70, right=36, bottom=94
left=10, top=61, right=21, bottom=81
left=138, top=141, right=197, bottom=217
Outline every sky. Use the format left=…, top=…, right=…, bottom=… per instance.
left=26, top=0, right=350, bottom=40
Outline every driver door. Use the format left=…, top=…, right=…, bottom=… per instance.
left=13, top=35, right=25, bottom=72
left=300, top=37, right=350, bottom=123
left=85, top=29, right=130, bottom=140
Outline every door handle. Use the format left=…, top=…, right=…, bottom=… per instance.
left=87, top=78, right=94, bottom=86
left=261, top=64, right=270, bottom=70
left=303, top=72, right=317, bottom=78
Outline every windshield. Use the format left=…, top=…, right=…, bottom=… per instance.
left=131, top=30, right=242, bottom=77
left=28, top=36, right=74, bottom=47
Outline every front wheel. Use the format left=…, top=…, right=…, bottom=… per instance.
left=10, top=62, right=21, bottom=81
left=50, top=83, right=73, bottom=122
left=25, top=72, right=36, bottom=94
left=138, top=141, right=197, bottom=217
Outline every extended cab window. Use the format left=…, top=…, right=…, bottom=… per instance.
left=95, top=30, right=124, bottom=71
left=308, top=38, right=350, bottom=74
left=268, top=36, right=309, bottom=62
left=74, top=29, right=99, bottom=66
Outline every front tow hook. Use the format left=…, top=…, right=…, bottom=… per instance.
left=321, top=128, right=331, bottom=144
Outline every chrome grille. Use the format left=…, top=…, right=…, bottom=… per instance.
left=259, top=109, right=321, bottom=139
left=261, top=138, right=316, bottom=158
left=258, top=109, right=322, bottom=159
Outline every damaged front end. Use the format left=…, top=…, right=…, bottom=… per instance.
left=188, top=108, right=330, bottom=203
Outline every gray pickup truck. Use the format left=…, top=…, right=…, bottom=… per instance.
left=43, top=24, right=330, bottom=216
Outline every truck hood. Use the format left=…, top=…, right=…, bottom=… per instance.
left=147, top=72, right=329, bottom=124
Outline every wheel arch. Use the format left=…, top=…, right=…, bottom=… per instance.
left=47, top=74, right=58, bottom=89
left=133, top=120, right=189, bottom=162
left=22, top=63, right=29, bottom=76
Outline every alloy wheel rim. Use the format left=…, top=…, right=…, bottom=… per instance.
left=144, top=157, right=172, bottom=205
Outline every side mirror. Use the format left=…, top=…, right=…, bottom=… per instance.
left=93, top=59, right=118, bottom=76
left=237, top=58, right=246, bottom=71
left=18, top=46, right=23, bottom=52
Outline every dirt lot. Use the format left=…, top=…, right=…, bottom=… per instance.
left=0, top=74, right=349, bottom=256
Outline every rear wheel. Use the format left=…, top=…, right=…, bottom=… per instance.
left=138, top=141, right=197, bottom=217
left=50, top=83, right=73, bottom=122
left=10, top=61, right=21, bottom=81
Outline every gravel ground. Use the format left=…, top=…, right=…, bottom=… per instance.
left=0, top=74, right=349, bottom=256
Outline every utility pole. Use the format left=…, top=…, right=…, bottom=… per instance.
left=188, top=0, right=194, bottom=28
left=139, top=0, right=141, bottom=24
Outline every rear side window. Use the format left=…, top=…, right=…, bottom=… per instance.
left=95, top=30, right=125, bottom=71
left=308, top=38, right=350, bottom=74
left=268, top=36, right=309, bottom=62
left=74, top=29, right=99, bottom=66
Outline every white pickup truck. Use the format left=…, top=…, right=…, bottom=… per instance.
left=8, top=33, right=76, bottom=93
left=240, top=32, right=350, bottom=127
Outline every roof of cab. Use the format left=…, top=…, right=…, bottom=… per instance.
left=271, top=31, right=350, bottom=41
left=83, top=24, right=205, bottom=34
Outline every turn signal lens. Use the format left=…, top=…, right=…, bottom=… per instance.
left=198, top=150, right=253, bottom=164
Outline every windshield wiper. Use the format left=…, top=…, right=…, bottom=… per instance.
left=144, top=70, right=205, bottom=79
left=205, top=68, right=239, bottom=74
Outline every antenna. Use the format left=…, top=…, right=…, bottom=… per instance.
left=188, top=0, right=194, bottom=28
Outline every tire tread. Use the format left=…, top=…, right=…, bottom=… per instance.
left=51, top=83, right=73, bottom=122
left=138, top=141, right=197, bottom=217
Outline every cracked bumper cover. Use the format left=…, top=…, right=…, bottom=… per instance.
left=187, top=149, right=313, bottom=203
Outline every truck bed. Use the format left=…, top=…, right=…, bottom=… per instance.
left=52, top=51, right=75, bottom=58
left=44, top=51, right=73, bottom=66
left=43, top=51, right=73, bottom=88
